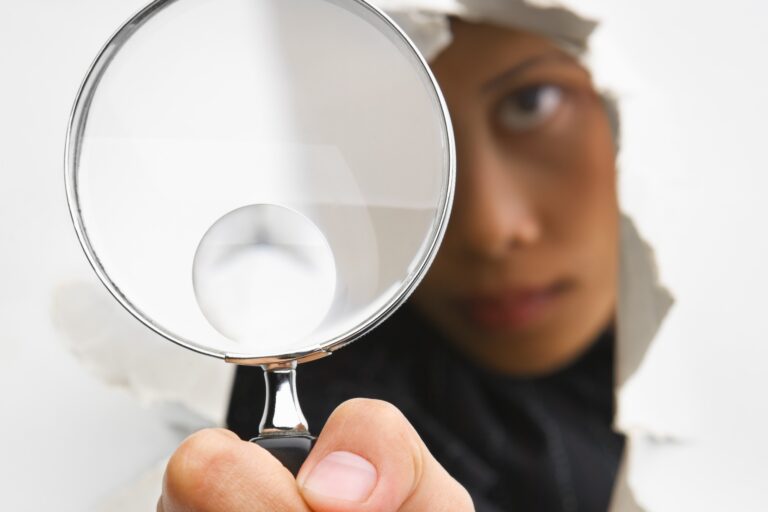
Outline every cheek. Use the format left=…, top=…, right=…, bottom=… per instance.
left=410, top=234, right=467, bottom=314
left=549, top=106, right=619, bottom=284
left=558, top=147, right=616, bottom=234
left=413, top=247, right=457, bottom=299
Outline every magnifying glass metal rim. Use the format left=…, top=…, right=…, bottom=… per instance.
left=64, top=0, right=456, bottom=367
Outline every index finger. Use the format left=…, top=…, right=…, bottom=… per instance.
left=158, top=428, right=312, bottom=512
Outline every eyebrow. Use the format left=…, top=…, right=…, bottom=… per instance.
left=480, top=52, right=577, bottom=93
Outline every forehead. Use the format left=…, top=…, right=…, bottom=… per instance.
left=430, top=20, right=567, bottom=87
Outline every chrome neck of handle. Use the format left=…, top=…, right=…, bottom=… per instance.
left=258, top=361, right=310, bottom=437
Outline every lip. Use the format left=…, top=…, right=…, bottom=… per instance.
left=455, top=280, right=572, bottom=331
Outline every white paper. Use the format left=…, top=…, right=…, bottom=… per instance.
left=5, top=0, right=768, bottom=509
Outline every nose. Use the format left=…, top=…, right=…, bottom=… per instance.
left=451, top=133, right=541, bottom=260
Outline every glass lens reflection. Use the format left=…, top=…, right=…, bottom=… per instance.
left=193, top=204, right=336, bottom=345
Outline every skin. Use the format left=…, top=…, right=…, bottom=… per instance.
left=159, top=20, right=618, bottom=511
left=158, top=400, right=473, bottom=512
left=412, top=20, right=618, bottom=376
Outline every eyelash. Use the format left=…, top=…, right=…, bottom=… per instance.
left=494, top=84, right=566, bottom=133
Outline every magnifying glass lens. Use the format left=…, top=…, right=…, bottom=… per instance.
left=67, top=0, right=454, bottom=361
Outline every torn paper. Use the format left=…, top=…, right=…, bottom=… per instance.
left=51, top=280, right=235, bottom=429
left=52, top=1, right=768, bottom=510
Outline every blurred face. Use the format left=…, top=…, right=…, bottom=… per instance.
left=411, top=20, right=618, bottom=376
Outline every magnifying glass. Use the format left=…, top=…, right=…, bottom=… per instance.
left=65, top=0, right=454, bottom=474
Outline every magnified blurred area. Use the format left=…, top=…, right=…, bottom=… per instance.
left=193, top=204, right=337, bottom=345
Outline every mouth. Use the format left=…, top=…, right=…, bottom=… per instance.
left=455, top=279, right=573, bottom=331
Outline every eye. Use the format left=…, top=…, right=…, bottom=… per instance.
left=495, top=84, right=564, bottom=132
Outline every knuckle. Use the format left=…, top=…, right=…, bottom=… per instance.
left=332, top=398, right=425, bottom=482
left=454, top=485, right=475, bottom=511
left=337, top=398, right=422, bottom=453
left=426, top=485, right=475, bottom=512
left=337, top=397, right=409, bottom=426
left=164, top=429, right=238, bottom=509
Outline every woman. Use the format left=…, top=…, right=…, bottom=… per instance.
left=158, top=9, right=624, bottom=512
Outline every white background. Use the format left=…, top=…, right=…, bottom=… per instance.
left=1, top=1, right=188, bottom=510
left=2, top=1, right=768, bottom=510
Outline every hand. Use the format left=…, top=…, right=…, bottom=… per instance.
left=158, top=398, right=474, bottom=511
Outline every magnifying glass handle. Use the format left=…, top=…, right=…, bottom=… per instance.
left=253, top=363, right=314, bottom=476
left=251, top=434, right=315, bottom=476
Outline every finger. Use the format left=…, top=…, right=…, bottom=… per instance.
left=296, top=399, right=474, bottom=512
left=159, top=428, right=312, bottom=512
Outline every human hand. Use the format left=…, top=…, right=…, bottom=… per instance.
left=158, top=398, right=474, bottom=511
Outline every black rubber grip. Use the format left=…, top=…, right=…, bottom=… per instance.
left=251, top=435, right=316, bottom=476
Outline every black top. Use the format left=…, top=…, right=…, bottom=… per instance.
left=228, top=306, right=624, bottom=512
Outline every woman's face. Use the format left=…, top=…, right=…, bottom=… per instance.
left=411, top=20, right=618, bottom=375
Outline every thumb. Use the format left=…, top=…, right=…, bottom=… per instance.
left=296, top=398, right=474, bottom=512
